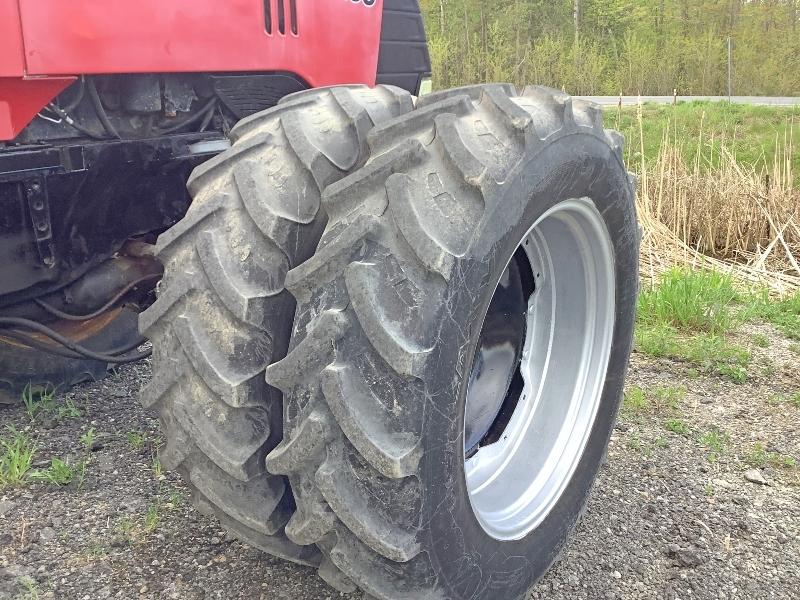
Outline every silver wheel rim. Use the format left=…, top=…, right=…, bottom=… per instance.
left=464, top=197, right=616, bottom=541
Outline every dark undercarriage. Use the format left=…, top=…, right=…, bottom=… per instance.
left=0, top=0, right=431, bottom=382
left=0, top=72, right=310, bottom=356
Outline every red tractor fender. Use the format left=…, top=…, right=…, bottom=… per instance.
left=0, top=0, right=385, bottom=140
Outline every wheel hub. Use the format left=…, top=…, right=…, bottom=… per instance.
left=464, top=249, right=533, bottom=457
left=464, top=197, right=616, bottom=541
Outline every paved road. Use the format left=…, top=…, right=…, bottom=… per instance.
left=578, top=95, right=800, bottom=107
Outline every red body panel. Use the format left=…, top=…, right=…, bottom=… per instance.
left=1, top=0, right=384, bottom=140
left=0, top=77, right=75, bottom=141
left=0, top=0, right=25, bottom=77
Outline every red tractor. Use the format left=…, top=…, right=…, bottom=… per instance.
left=0, top=2, right=639, bottom=599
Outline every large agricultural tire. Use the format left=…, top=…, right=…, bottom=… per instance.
left=138, top=85, right=414, bottom=573
left=265, top=84, right=639, bottom=599
left=0, top=308, right=140, bottom=405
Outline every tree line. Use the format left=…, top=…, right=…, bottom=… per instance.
left=420, top=0, right=800, bottom=95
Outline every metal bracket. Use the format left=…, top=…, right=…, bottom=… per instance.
left=23, top=178, right=56, bottom=268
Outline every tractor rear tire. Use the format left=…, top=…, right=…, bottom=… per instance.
left=139, top=85, right=413, bottom=571
left=0, top=308, right=140, bottom=405
left=265, top=84, right=639, bottom=599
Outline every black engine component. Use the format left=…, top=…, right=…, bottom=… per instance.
left=0, top=131, right=223, bottom=307
left=3, top=255, right=162, bottom=323
left=120, top=74, right=163, bottom=113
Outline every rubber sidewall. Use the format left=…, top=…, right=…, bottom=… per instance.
left=422, top=134, right=638, bottom=599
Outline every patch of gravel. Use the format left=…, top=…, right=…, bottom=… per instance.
left=1, top=326, right=798, bottom=599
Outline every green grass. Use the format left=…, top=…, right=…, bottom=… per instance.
left=167, top=489, right=183, bottom=509
left=622, top=386, right=648, bottom=415
left=636, top=324, right=750, bottom=383
left=745, top=290, right=800, bottom=341
left=114, top=518, right=136, bottom=546
left=631, top=268, right=797, bottom=383
left=752, top=333, right=770, bottom=348
left=57, top=398, right=81, bottom=420
left=650, top=386, right=686, bottom=410
left=792, top=393, right=800, bottom=409
left=0, top=427, right=36, bottom=488
left=126, top=431, right=146, bottom=450
left=622, top=385, right=685, bottom=419
left=608, top=101, right=800, bottom=185
left=30, top=457, right=85, bottom=487
left=21, top=385, right=83, bottom=423
left=21, top=385, right=56, bottom=421
left=144, top=502, right=160, bottom=532
left=745, top=443, right=797, bottom=470
left=665, top=418, right=690, bottom=435
left=638, top=268, right=739, bottom=335
left=86, top=539, right=108, bottom=558
left=699, top=429, right=729, bottom=461
left=152, top=455, right=164, bottom=480
left=18, top=577, right=40, bottom=600
left=79, top=428, right=96, bottom=452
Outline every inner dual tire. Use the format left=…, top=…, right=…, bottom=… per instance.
left=142, top=83, right=638, bottom=599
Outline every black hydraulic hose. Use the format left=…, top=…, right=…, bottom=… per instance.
left=45, top=103, right=106, bottom=140
left=1, top=330, right=90, bottom=360
left=158, top=98, right=217, bottom=134
left=61, top=77, right=86, bottom=112
left=0, top=317, right=151, bottom=364
left=1, top=329, right=151, bottom=364
left=33, top=273, right=162, bottom=322
left=199, top=102, right=216, bottom=132
left=87, top=79, right=121, bottom=139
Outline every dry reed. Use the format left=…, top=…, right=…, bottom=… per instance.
left=633, top=105, right=799, bottom=296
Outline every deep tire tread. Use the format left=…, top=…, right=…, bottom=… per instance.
left=267, top=84, right=623, bottom=597
left=141, top=86, right=413, bottom=568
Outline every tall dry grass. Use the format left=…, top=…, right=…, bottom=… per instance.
left=633, top=107, right=800, bottom=295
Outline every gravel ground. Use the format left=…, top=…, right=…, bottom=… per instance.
left=1, top=324, right=798, bottom=600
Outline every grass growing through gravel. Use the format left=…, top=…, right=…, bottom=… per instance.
left=21, top=384, right=56, bottom=421
left=0, top=427, right=35, bottom=489
left=18, top=577, right=41, bottom=600
left=745, top=443, right=797, bottom=470
left=622, top=385, right=685, bottom=419
left=126, top=431, right=146, bottom=449
left=745, top=290, right=800, bottom=341
left=699, top=429, right=729, bottom=462
left=22, top=384, right=83, bottom=423
left=30, top=457, right=86, bottom=487
left=79, top=427, right=96, bottom=452
left=1, top=423, right=94, bottom=490
left=752, top=333, right=770, bottom=348
left=664, top=418, right=690, bottom=435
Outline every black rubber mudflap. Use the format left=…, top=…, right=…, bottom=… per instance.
left=0, top=309, right=140, bottom=405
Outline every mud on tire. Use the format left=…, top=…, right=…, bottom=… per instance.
left=139, top=85, right=413, bottom=567
left=265, top=84, right=639, bottom=598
